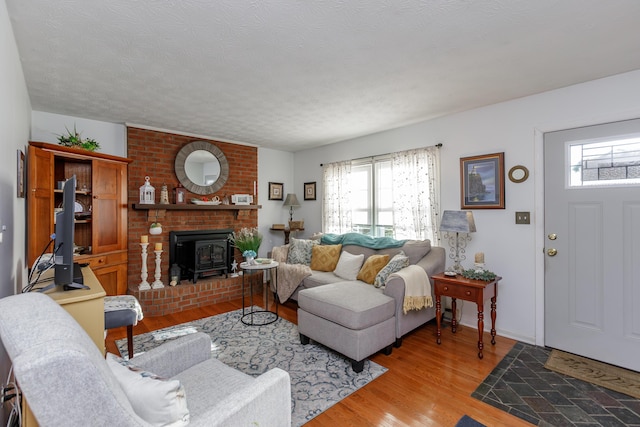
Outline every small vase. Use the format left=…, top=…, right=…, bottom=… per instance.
left=149, top=226, right=162, bottom=235
left=245, top=256, right=255, bottom=265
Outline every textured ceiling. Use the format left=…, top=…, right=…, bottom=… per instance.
left=7, top=0, right=640, bottom=151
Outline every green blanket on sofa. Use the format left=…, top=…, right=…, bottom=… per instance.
left=320, top=233, right=407, bottom=249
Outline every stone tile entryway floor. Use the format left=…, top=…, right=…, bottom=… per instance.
left=472, top=342, right=640, bottom=426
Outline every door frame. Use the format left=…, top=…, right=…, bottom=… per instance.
left=532, top=108, right=640, bottom=347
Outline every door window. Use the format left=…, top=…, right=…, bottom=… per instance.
left=568, top=134, right=640, bottom=187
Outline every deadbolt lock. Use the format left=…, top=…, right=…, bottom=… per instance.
left=548, top=233, right=557, bottom=240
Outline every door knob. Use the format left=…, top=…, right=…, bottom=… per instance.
left=548, top=233, right=557, bottom=240
left=547, top=248, right=558, bottom=256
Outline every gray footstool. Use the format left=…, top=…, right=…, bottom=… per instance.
left=297, top=282, right=396, bottom=372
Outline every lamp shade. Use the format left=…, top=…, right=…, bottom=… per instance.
left=283, top=193, right=300, bottom=208
left=439, top=210, right=476, bottom=233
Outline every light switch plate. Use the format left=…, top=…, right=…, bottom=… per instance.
left=516, top=211, right=530, bottom=224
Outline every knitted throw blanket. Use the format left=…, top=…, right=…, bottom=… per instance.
left=389, top=265, right=433, bottom=314
left=272, top=245, right=311, bottom=303
left=320, top=233, right=406, bottom=249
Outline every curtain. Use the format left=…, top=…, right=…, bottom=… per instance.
left=391, top=147, right=440, bottom=243
left=322, top=161, right=352, bottom=234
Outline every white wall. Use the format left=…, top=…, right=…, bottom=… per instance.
left=31, top=111, right=127, bottom=157
left=293, top=69, right=640, bottom=345
left=257, top=148, right=295, bottom=257
left=0, top=1, right=32, bottom=423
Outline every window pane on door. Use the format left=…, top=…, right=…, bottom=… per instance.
left=569, top=135, right=640, bottom=187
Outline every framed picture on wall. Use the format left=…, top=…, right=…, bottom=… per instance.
left=460, top=152, right=505, bottom=209
left=17, top=150, right=25, bottom=198
left=304, top=182, right=316, bottom=200
left=268, top=182, right=284, bottom=200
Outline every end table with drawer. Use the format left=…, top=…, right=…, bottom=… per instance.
left=432, top=272, right=501, bottom=359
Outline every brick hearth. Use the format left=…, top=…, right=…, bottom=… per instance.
left=129, top=274, right=246, bottom=317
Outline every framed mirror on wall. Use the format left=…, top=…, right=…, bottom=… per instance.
left=175, top=141, right=229, bottom=195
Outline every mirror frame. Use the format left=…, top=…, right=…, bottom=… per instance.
left=508, top=165, right=529, bottom=183
left=175, top=140, right=229, bottom=195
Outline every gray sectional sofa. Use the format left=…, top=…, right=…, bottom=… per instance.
left=273, top=235, right=445, bottom=371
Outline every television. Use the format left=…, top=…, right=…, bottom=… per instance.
left=54, top=175, right=87, bottom=290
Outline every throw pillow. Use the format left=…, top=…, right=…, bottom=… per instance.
left=401, top=240, right=431, bottom=265
left=357, top=254, right=391, bottom=284
left=310, top=244, right=342, bottom=271
left=287, top=238, right=318, bottom=265
left=106, top=353, right=190, bottom=427
left=333, top=251, right=365, bottom=281
left=374, top=251, right=410, bottom=288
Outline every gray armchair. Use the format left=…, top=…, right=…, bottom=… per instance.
left=0, top=293, right=291, bottom=427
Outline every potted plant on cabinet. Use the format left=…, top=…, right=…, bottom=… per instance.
left=57, top=125, right=100, bottom=151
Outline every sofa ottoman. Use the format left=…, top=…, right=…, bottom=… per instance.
left=297, top=281, right=396, bottom=372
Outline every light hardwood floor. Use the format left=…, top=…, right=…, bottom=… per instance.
left=105, top=297, right=533, bottom=427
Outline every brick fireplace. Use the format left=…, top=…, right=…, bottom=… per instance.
left=126, top=127, right=258, bottom=316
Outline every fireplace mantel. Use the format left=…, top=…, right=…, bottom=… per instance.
left=132, top=203, right=261, bottom=220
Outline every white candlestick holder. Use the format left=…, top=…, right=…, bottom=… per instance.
left=138, top=243, right=151, bottom=290
left=151, top=250, right=165, bottom=289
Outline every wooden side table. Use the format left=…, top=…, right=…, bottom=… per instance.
left=270, top=227, right=304, bottom=244
left=433, top=272, right=501, bottom=359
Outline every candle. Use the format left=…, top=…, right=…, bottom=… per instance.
left=475, top=252, right=484, bottom=263
left=141, top=235, right=148, bottom=243
left=253, top=180, right=256, bottom=196
left=155, top=242, right=163, bottom=251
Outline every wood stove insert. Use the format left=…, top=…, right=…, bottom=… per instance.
left=169, top=229, right=233, bottom=283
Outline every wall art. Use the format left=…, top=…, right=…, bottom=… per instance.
left=304, top=182, right=316, bottom=200
left=268, top=182, right=283, bottom=200
left=460, top=152, right=504, bottom=209
left=17, top=149, right=25, bottom=198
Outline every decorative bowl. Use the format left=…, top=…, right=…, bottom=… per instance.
left=191, top=199, right=221, bottom=205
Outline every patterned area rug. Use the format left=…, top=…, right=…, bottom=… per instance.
left=116, top=308, right=387, bottom=426
left=545, top=349, right=640, bottom=399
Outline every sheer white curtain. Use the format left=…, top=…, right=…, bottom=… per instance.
left=322, top=147, right=440, bottom=242
left=322, top=161, right=352, bottom=234
left=391, top=147, right=440, bottom=243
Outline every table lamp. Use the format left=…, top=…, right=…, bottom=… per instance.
left=283, top=193, right=300, bottom=221
left=439, top=210, right=476, bottom=273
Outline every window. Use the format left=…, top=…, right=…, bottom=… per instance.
left=351, top=158, right=394, bottom=237
left=568, top=135, right=640, bottom=187
left=323, top=147, right=440, bottom=242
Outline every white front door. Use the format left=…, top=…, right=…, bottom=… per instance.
left=544, top=118, right=640, bottom=371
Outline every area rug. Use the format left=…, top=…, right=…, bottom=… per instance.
left=115, top=308, right=387, bottom=426
left=545, top=349, right=640, bottom=399
left=472, top=342, right=640, bottom=426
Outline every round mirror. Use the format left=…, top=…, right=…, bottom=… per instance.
left=175, top=141, right=229, bottom=195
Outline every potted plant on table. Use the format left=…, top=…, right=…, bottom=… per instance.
left=228, top=227, right=262, bottom=265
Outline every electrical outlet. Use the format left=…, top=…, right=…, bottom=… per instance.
left=516, top=211, right=530, bottom=224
